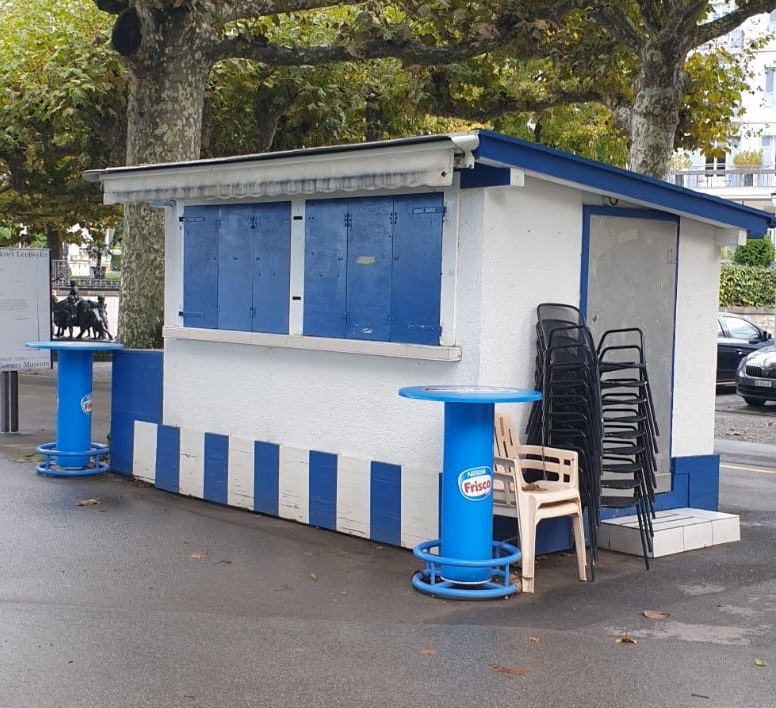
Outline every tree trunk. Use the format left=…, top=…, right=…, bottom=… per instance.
left=117, top=8, right=213, bottom=348
left=628, top=40, right=687, bottom=180
left=45, top=227, right=63, bottom=261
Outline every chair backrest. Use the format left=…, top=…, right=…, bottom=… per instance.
left=494, top=412, right=520, bottom=460
left=494, top=412, right=579, bottom=490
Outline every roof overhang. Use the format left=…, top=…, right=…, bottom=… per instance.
left=84, top=135, right=469, bottom=205
left=472, top=130, right=776, bottom=238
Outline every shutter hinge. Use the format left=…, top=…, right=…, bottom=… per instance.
left=344, top=213, right=352, bottom=228
left=250, top=216, right=257, bottom=229
left=178, top=216, right=206, bottom=223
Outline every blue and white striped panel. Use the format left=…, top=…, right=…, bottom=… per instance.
left=128, top=421, right=440, bottom=550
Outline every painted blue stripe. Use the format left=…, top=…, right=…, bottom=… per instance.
left=459, top=163, right=511, bottom=189
left=308, top=451, right=337, bottom=530
left=253, top=441, right=279, bottom=516
left=204, top=432, right=229, bottom=505
left=155, top=425, right=180, bottom=493
left=370, top=461, right=401, bottom=546
left=475, top=130, right=776, bottom=237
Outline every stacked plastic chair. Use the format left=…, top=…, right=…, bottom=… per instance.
left=526, top=303, right=603, bottom=579
left=596, top=328, right=658, bottom=569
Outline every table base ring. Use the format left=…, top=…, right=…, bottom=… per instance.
left=411, top=539, right=521, bottom=599
left=35, top=442, right=110, bottom=477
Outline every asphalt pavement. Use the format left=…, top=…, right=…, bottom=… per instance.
left=1, top=373, right=775, bottom=708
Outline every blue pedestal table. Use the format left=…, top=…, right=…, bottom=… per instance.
left=398, top=385, right=542, bottom=599
left=26, top=341, right=124, bottom=477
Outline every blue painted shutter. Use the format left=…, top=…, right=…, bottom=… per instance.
left=217, top=205, right=254, bottom=332
left=303, top=200, right=348, bottom=338
left=346, top=197, right=393, bottom=341
left=182, top=206, right=219, bottom=328
left=391, top=194, right=443, bottom=344
left=252, top=202, right=291, bottom=334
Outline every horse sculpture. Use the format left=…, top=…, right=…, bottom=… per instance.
left=52, top=295, right=113, bottom=340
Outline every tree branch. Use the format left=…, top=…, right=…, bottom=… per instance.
left=215, top=0, right=362, bottom=23
left=639, top=0, right=664, bottom=33
left=693, top=0, right=776, bottom=47
left=215, top=35, right=498, bottom=65
left=421, top=70, right=612, bottom=121
left=589, top=5, right=644, bottom=52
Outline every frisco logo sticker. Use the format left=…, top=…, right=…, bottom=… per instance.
left=80, top=394, right=92, bottom=414
left=458, top=466, right=492, bottom=500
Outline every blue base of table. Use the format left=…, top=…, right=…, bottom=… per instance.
left=26, top=341, right=123, bottom=477
left=36, top=442, right=110, bottom=477
left=411, top=539, right=521, bottom=599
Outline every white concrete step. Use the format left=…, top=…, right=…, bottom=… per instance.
left=599, top=508, right=740, bottom=558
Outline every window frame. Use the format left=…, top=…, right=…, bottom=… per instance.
left=174, top=188, right=461, bottom=361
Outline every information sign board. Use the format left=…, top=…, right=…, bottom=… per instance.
left=0, top=248, right=51, bottom=371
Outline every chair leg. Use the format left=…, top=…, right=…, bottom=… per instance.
left=571, top=509, right=587, bottom=582
left=518, top=508, right=537, bottom=593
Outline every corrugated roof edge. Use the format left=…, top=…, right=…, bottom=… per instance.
left=474, top=129, right=776, bottom=238
left=83, top=134, right=456, bottom=182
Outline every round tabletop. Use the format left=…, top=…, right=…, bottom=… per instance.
left=399, top=385, right=542, bottom=404
left=27, top=341, right=125, bottom=352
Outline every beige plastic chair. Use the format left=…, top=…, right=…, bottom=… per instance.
left=493, top=412, right=587, bottom=593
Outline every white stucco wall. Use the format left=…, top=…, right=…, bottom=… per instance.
left=477, top=179, right=584, bottom=429
left=671, top=218, right=722, bottom=457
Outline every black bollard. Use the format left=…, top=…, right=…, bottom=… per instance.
left=1, top=370, right=19, bottom=434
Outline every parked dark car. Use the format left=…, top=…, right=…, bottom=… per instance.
left=736, top=344, right=776, bottom=406
left=717, top=312, right=773, bottom=383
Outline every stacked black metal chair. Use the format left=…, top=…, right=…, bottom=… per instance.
left=596, top=328, right=658, bottom=569
left=526, top=303, right=603, bottom=578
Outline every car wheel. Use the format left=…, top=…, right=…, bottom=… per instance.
left=743, top=397, right=768, bottom=407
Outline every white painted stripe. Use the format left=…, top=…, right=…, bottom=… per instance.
left=288, top=197, right=305, bottom=336
left=227, top=435, right=255, bottom=510
left=720, top=463, right=776, bottom=475
left=178, top=428, right=205, bottom=499
left=336, top=455, right=371, bottom=538
left=400, top=465, right=440, bottom=549
left=278, top=445, right=309, bottom=523
left=132, top=421, right=158, bottom=483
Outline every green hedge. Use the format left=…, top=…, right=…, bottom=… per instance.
left=719, top=264, right=776, bottom=307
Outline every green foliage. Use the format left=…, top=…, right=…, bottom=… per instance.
left=733, top=238, right=776, bottom=267
left=0, top=0, right=126, bottom=237
left=719, top=264, right=776, bottom=307
left=732, top=149, right=763, bottom=167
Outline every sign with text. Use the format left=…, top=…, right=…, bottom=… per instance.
left=0, top=248, right=51, bottom=371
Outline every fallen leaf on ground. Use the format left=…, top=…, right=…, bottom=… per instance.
left=189, top=552, right=207, bottom=560
left=310, top=572, right=318, bottom=582
left=76, top=498, right=100, bottom=506
left=419, top=649, right=437, bottom=656
left=643, top=610, right=670, bottom=620
left=303, top=551, right=314, bottom=557
left=214, top=560, right=232, bottom=565
left=275, top=584, right=291, bottom=592
left=489, top=665, right=532, bottom=677
left=615, top=635, right=637, bottom=644
left=529, top=636, right=541, bottom=643
left=754, top=658, right=768, bottom=667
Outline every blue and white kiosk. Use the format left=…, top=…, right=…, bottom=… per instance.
left=86, top=131, right=776, bottom=580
